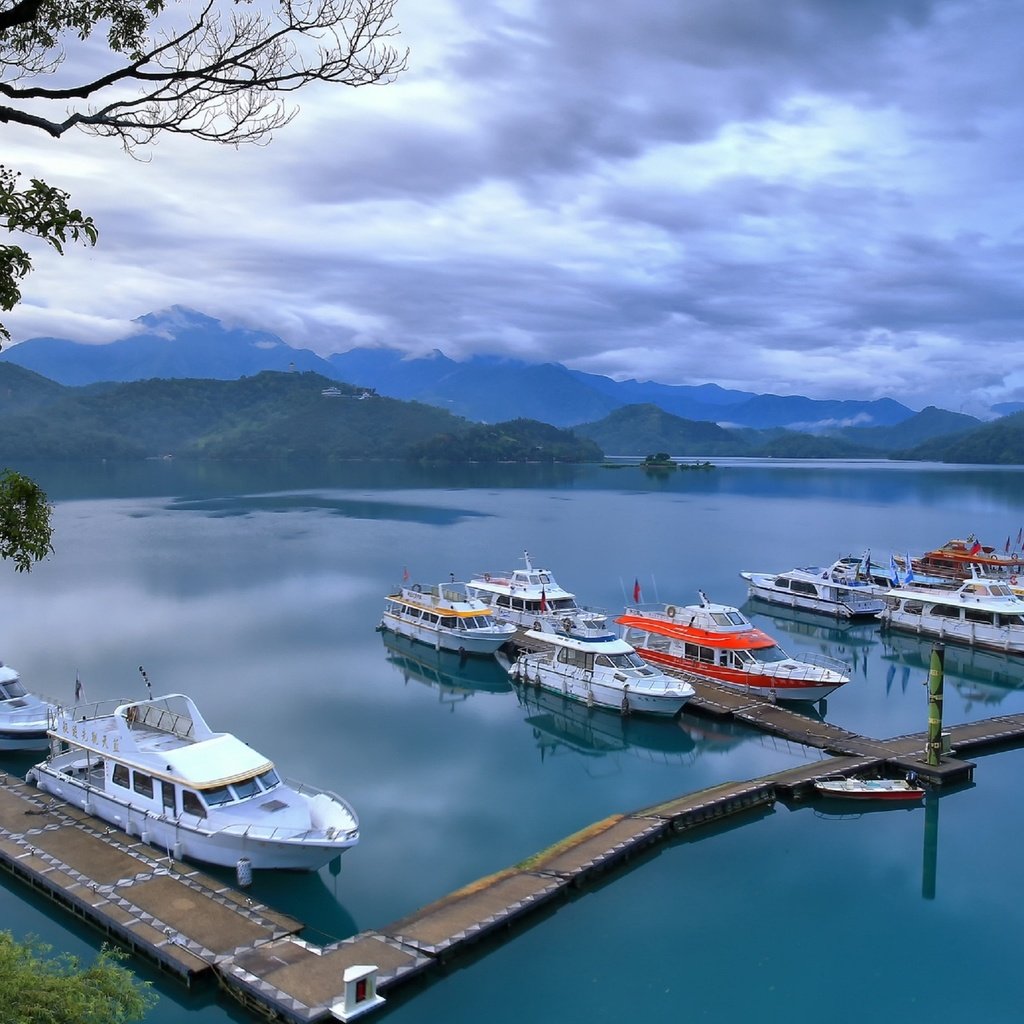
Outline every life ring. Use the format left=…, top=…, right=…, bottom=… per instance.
left=1011, top=575, right=1019, bottom=585
left=412, top=583, right=422, bottom=593
left=666, top=605, right=677, bottom=619
left=533, top=620, right=543, bottom=631
left=562, top=617, right=573, bottom=632
left=484, top=573, right=491, bottom=582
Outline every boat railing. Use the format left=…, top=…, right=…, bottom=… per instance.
left=129, top=702, right=195, bottom=739
left=780, top=651, right=851, bottom=678
left=50, top=697, right=132, bottom=731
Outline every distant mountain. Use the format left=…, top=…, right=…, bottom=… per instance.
left=0, top=307, right=336, bottom=385
left=834, top=406, right=981, bottom=451
left=0, top=307, right=928, bottom=431
left=574, top=404, right=751, bottom=456
left=898, top=409, right=1024, bottom=465
left=406, top=418, right=603, bottom=463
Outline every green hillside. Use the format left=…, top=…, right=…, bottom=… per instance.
left=898, top=410, right=1024, bottom=464
left=406, top=418, right=603, bottom=463
left=574, top=403, right=750, bottom=456
left=836, top=406, right=980, bottom=451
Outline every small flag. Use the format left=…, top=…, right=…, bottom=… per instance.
left=539, top=587, right=548, bottom=612
left=1017, top=527, right=1022, bottom=548
left=402, top=566, right=409, bottom=582
left=1006, top=537, right=1011, bottom=554
left=633, top=578, right=642, bottom=604
left=74, top=673, right=83, bottom=702
left=969, top=540, right=982, bottom=555
left=904, top=553, right=916, bottom=585
left=889, top=554, right=901, bottom=586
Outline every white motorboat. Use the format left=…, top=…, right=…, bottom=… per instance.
left=879, top=572, right=1024, bottom=655
left=616, top=592, right=851, bottom=702
left=0, top=661, right=57, bottom=751
left=379, top=581, right=517, bottom=655
left=740, top=557, right=886, bottom=619
left=466, top=551, right=606, bottom=634
left=507, top=626, right=695, bottom=717
left=26, top=693, right=359, bottom=871
left=812, top=776, right=925, bottom=802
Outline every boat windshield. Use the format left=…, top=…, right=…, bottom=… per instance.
left=460, top=615, right=494, bottom=629
left=0, top=678, right=27, bottom=699
left=200, top=767, right=282, bottom=807
left=710, top=611, right=747, bottom=627
left=595, top=651, right=648, bottom=670
left=743, top=645, right=789, bottom=665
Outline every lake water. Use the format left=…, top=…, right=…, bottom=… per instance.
left=2, top=458, right=1023, bottom=1023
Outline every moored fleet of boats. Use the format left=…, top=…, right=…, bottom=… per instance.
left=5, top=532, right=1024, bottom=875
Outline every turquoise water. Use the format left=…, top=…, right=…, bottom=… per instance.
left=1, top=459, right=1023, bottom=1022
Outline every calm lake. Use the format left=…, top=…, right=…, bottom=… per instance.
left=1, top=458, right=1023, bottom=1023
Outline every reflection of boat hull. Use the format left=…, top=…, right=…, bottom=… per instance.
left=381, top=632, right=512, bottom=694
left=516, top=684, right=696, bottom=759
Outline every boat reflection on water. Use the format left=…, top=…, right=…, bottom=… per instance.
left=879, top=630, right=1024, bottom=710
left=742, top=597, right=880, bottom=681
left=381, top=631, right=512, bottom=707
left=514, top=682, right=696, bottom=766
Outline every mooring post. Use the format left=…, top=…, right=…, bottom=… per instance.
left=926, top=643, right=945, bottom=767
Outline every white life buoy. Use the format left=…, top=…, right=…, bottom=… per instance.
left=666, top=605, right=677, bottom=619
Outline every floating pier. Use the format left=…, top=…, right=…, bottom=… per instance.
left=7, top=682, right=1024, bottom=1021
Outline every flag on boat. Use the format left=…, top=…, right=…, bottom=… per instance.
left=904, top=553, right=915, bottom=584
left=539, top=587, right=548, bottom=612
left=633, top=578, right=642, bottom=604
left=74, top=672, right=83, bottom=702
left=1006, top=537, right=1011, bottom=554
left=1018, top=527, right=1022, bottom=548
left=969, top=539, right=982, bottom=555
left=402, top=566, right=409, bottom=582
left=889, top=554, right=901, bottom=586
left=860, top=550, right=871, bottom=578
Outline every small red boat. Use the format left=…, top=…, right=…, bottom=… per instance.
left=812, top=776, right=925, bottom=801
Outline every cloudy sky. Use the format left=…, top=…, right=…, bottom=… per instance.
left=5, top=0, right=1024, bottom=415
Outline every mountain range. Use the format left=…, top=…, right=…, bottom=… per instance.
left=1, top=306, right=949, bottom=434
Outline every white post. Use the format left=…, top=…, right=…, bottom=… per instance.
left=330, top=965, right=385, bottom=1021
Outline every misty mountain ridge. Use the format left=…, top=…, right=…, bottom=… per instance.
left=0, top=305, right=963, bottom=431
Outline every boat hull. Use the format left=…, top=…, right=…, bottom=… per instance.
left=813, top=779, right=925, bottom=801
left=379, top=614, right=512, bottom=655
left=27, top=768, right=356, bottom=871
left=634, top=648, right=844, bottom=702
left=0, top=726, right=50, bottom=751
left=880, top=610, right=1024, bottom=655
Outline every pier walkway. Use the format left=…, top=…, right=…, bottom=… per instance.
left=5, top=684, right=1024, bottom=1022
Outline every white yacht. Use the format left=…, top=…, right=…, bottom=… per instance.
left=26, top=693, right=359, bottom=871
left=380, top=581, right=516, bottom=655
left=466, top=551, right=606, bottom=634
left=879, top=573, right=1024, bottom=655
left=507, top=626, right=695, bottom=717
left=0, top=661, right=57, bottom=751
left=740, top=557, right=886, bottom=619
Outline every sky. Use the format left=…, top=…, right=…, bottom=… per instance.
left=4, top=0, right=1024, bottom=416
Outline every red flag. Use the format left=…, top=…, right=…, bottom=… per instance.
left=402, top=566, right=409, bottom=582
left=633, top=578, right=641, bottom=603
left=1007, top=537, right=1011, bottom=554
left=969, top=540, right=982, bottom=555
left=539, top=587, right=547, bottom=612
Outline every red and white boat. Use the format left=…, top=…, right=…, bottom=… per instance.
left=907, top=537, right=1024, bottom=582
left=812, top=776, right=925, bottom=801
left=616, top=591, right=850, bottom=702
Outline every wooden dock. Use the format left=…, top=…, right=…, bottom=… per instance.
left=5, top=686, right=1024, bottom=1022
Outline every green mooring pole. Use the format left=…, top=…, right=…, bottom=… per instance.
left=926, top=643, right=945, bottom=767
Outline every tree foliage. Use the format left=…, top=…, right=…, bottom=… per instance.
left=0, top=931, right=156, bottom=1023
left=0, top=467, right=53, bottom=569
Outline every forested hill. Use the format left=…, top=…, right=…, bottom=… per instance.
left=0, top=369, right=602, bottom=463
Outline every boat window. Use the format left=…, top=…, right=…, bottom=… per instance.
left=133, top=772, right=154, bottom=798
left=964, top=608, right=994, bottom=624
left=426, top=613, right=439, bottom=624
left=512, top=599, right=526, bottom=611
left=600, top=651, right=647, bottom=670
left=903, top=601, right=924, bottom=614
left=257, top=768, right=281, bottom=790
left=441, top=616, right=457, bottom=627
left=790, top=580, right=818, bottom=596
left=539, top=573, right=551, bottom=585
left=683, top=644, right=715, bottom=664
left=161, top=780, right=175, bottom=814
left=497, top=595, right=511, bottom=607
left=552, top=598, right=576, bottom=610
left=231, top=777, right=261, bottom=800
left=932, top=604, right=963, bottom=620
left=0, top=678, right=27, bottom=699
left=1000, top=614, right=1024, bottom=626
left=773, top=578, right=790, bottom=589
left=748, top=645, right=789, bottom=665
left=204, top=786, right=233, bottom=806
left=182, top=790, right=206, bottom=817
left=111, top=764, right=130, bottom=788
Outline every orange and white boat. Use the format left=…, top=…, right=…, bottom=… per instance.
left=616, top=592, right=850, bottom=703
left=908, top=537, right=1024, bottom=582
